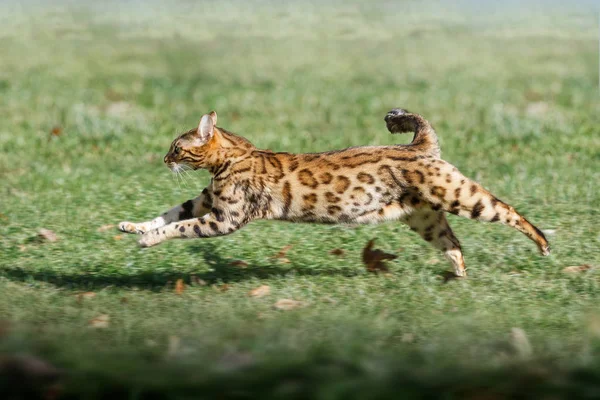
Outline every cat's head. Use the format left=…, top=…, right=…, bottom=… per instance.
left=164, top=111, right=220, bottom=171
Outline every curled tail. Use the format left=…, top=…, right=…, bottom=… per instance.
left=384, top=108, right=440, bottom=158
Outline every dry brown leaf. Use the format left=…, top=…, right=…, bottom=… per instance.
left=190, top=275, right=207, bottom=286
left=76, top=292, right=96, bottom=303
left=329, top=248, right=345, bottom=256
left=0, top=213, right=8, bottom=221
left=175, top=279, right=185, bottom=295
left=50, top=126, right=62, bottom=137
left=18, top=245, right=27, bottom=252
left=274, top=299, right=304, bottom=311
left=510, top=327, right=532, bottom=358
left=113, top=235, right=123, bottom=241
left=38, top=228, right=58, bottom=243
left=218, top=284, right=231, bottom=292
left=249, top=285, right=270, bottom=298
left=97, top=224, right=115, bottom=232
left=278, top=257, right=291, bottom=264
left=120, top=297, right=128, bottom=304
left=562, top=265, right=592, bottom=274
left=272, top=245, right=292, bottom=260
left=230, top=260, right=249, bottom=268
left=88, top=314, right=110, bottom=329
left=362, top=239, right=397, bottom=273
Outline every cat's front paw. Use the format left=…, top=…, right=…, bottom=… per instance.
left=138, top=231, right=162, bottom=248
left=119, top=221, right=147, bottom=234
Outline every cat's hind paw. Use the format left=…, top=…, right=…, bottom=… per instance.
left=118, top=221, right=147, bottom=234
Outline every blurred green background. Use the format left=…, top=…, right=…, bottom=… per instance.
left=0, top=1, right=599, bottom=398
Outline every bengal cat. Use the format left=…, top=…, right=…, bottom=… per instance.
left=119, top=109, right=550, bottom=277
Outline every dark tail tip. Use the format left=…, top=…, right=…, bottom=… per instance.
left=385, top=108, right=414, bottom=134
left=385, top=108, right=409, bottom=121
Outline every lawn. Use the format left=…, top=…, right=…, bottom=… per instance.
left=1, top=1, right=599, bottom=398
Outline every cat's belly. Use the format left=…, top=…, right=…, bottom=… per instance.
left=282, top=192, right=414, bottom=224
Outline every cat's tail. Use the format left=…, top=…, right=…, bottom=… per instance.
left=384, top=109, right=440, bottom=158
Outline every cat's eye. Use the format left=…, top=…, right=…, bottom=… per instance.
left=173, top=146, right=181, bottom=155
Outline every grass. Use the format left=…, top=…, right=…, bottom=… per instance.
left=0, top=0, right=599, bottom=398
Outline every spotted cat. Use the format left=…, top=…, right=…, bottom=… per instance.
left=119, top=109, right=550, bottom=276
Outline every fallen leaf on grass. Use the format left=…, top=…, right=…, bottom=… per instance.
left=230, top=260, right=249, bottom=268
left=271, top=245, right=292, bottom=263
left=274, top=299, right=304, bottom=311
left=113, top=235, right=123, bottom=241
left=0, top=213, right=8, bottom=221
left=510, top=327, right=532, bottom=358
left=88, top=314, right=110, bottom=329
left=215, top=284, right=230, bottom=292
left=362, top=239, right=397, bottom=273
left=175, top=279, right=185, bottom=295
left=49, top=126, right=62, bottom=137
left=562, top=265, right=592, bottom=274
left=97, top=224, right=115, bottom=232
left=76, top=292, right=96, bottom=302
left=38, top=228, right=58, bottom=243
left=190, top=275, right=207, bottom=286
left=249, top=285, right=270, bottom=298
left=329, top=248, right=345, bottom=256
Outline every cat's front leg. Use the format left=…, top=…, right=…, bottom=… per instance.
left=119, top=188, right=213, bottom=234
left=138, top=213, right=248, bottom=248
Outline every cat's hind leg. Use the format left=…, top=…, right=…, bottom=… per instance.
left=119, top=187, right=213, bottom=234
left=414, top=161, right=550, bottom=256
left=402, top=208, right=467, bottom=277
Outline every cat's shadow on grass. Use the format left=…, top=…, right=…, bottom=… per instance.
left=0, top=243, right=360, bottom=290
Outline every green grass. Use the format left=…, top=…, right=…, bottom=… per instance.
left=1, top=1, right=599, bottom=398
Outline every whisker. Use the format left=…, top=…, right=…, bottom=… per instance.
left=179, top=171, right=190, bottom=188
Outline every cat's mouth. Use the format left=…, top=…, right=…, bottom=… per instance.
left=168, top=162, right=185, bottom=173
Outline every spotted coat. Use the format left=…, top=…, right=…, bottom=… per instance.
left=119, top=109, right=550, bottom=277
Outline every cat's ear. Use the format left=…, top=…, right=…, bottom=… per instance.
left=197, top=111, right=216, bottom=142
left=209, top=110, right=217, bottom=126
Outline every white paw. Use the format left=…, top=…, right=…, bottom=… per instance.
left=119, top=221, right=147, bottom=234
left=541, top=244, right=551, bottom=256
